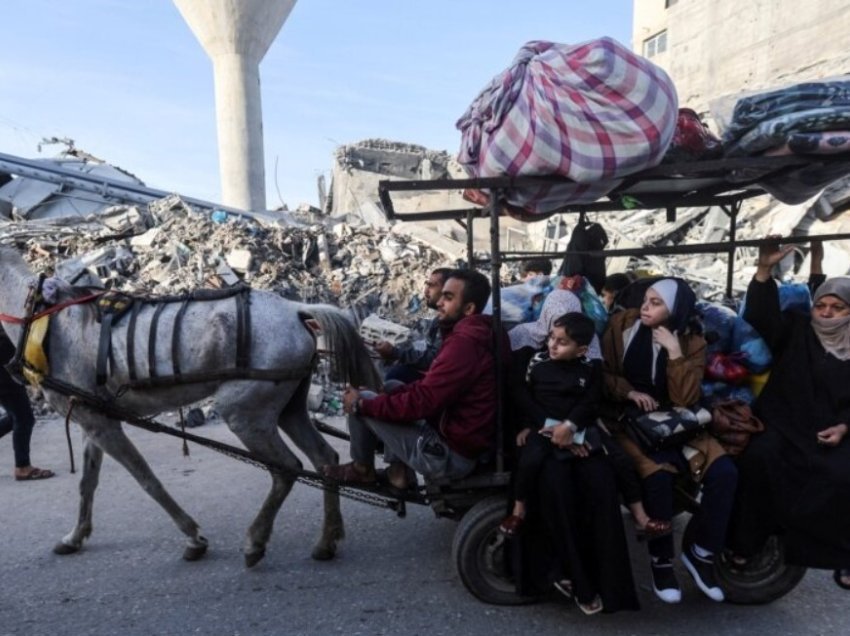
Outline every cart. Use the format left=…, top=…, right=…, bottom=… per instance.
left=372, top=153, right=850, bottom=605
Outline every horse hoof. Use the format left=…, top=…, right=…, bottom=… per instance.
left=183, top=543, right=208, bottom=561
left=245, top=548, right=266, bottom=568
left=53, top=542, right=80, bottom=556
left=311, top=545, right=336, bottom=561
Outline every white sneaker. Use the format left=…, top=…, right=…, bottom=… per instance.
left=650, top=559, right=682, bottom=604
left=681, top=546, right=725, bottom=602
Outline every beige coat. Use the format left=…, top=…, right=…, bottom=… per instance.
left=601, top=308, right=726, bottom=480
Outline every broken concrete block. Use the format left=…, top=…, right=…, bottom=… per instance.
left=226, top=249, right=253, bottom=273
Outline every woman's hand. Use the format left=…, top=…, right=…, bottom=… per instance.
left=516, top=427, right=531, bottom=447
left=627, top=390, right=659, bottom=412
left=756, top=235, right=795, bottom=282
left=817, top=423, right=848, bottom=447
left=548, top=422, right=575, bottom=448
left=653, top=326, right=683, bottom=359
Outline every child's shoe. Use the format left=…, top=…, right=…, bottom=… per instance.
left=498, top=514, right=524, bottom=537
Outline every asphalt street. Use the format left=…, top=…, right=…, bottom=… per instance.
left=1, top=415, right=846, bottom=636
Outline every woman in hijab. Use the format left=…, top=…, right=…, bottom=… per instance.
left=509, top=289, right=602, bottom=358
left=729, top=240, right=850, bottom=591
left=601, top=278, right=737, bottom=604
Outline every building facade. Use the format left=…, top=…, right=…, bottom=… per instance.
left=632, top=0, right=850, bottom=118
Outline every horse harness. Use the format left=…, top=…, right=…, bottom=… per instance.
left=2, top=277, right=410, bottom=514
left=93, top=284, right=312, bottom=389
left=12, top=280, right=314, bottom=392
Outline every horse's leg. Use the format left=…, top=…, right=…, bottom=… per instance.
left=278, top=393, right=344, bottom=561
left=54, top=433, right=103, bottom=555
left=76, top=415, right=208, bottom=561
left=223, top=405, right=303, bottom=567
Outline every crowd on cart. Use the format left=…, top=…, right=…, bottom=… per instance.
left=323, top=237, right=850, bottom=614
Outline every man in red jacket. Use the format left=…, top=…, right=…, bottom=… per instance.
left=322, top=269, right=508, bottom=489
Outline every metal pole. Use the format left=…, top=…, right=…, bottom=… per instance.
left=466, top=207, right=475, bottom=268
left=490, top=190, right=504, bottom=474
left=726, top=201, right=740, bottom=299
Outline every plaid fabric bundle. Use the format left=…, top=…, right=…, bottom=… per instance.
left=456, top=38, right=678, bottom=216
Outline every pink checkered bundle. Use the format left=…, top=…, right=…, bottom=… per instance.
left=456, top=38, right=678, bottom=216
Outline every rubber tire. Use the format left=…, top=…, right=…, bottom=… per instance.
left=451, top=495, right=534, bottom=606
left=683, top=518, right=806, bottom=604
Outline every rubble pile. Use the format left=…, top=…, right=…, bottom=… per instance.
left=567, top=178, right=850, bottom=299
left=4, top=194, right=453, bottom=325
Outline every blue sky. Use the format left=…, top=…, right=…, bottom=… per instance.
left=0, top=0, right=633, bottom=210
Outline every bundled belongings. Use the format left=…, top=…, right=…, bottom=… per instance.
left=456, top=37, right=678, bottom=217
left=662, top=108, right=723, bottom=162
left=714, top=79, right=850, bottom=203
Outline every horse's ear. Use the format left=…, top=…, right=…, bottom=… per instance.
left=303, top=318, right=322, bottom=334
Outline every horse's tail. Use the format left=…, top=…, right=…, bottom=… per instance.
left=296, top=304, right=382, bottom=390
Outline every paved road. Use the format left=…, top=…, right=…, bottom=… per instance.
left=1, top=415, right=846, bottom=636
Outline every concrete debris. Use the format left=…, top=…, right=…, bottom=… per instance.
left=3, top=194, right=453, bottom=326
left=572, top=186, right=850, bottom=300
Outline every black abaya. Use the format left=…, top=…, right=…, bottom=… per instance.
left=515, top=454, right=639, bottom=612
left=731, top=278, right=850, bottom=568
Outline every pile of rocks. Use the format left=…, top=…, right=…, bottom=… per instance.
left=4, top=194, right=455, bottom=326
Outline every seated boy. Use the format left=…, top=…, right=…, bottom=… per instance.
left=501, top=312, right=669, bottom=540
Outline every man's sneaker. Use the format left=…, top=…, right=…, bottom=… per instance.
left=650, top=559, right=682, bottom=604
left=681, top=545, right=725, bottom=602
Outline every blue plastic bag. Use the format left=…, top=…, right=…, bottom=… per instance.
left=697, top=301, right=737, bottom=354
left=731, top=318, right=772, bottom=373
left=577, top=279, right=609, bottom=335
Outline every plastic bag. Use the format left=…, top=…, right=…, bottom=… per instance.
left=697, top=301, right=737, bottom=354
left=705, top=352, right=750, bottom=384
left=731, top=318, right=772, bottom=373
left=576, top=278, right=609, bottom=335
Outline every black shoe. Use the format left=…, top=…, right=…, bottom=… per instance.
left=681, top=545, right=724, bottom=602
left=650, top=559, right=682, bottom=604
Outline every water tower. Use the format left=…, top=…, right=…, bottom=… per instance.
left=173, top=0, right=297, bottom=212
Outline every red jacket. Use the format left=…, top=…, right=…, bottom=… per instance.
left=359, top=314, right=509, bottom=460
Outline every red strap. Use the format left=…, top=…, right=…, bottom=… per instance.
left=0, top=291, right=105, bottom=325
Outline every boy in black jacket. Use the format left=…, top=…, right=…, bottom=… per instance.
left=501, top=312, right=667, bottom=540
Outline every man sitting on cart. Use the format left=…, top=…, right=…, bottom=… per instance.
left=322, top=269, right=509, bottom=490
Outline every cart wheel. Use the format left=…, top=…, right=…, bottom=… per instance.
left=451, top=495, right=534, bottom=605
left=714, top=536, right=806, bottom=605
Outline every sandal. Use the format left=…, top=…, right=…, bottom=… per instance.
left=553, top=579, right=574, bottom=600
left=320, top=461, right=376, bottom=485
left=635, top=518, right=673, bottom=541
left=576, top=594, right=604, bottom=616
left=498, top=514, right=524, bottom=537
left=15, top=467, right=55, bottom=481
left=385, top=462, right=416, bottom=491
left=834, top=569, right=850, bottom=590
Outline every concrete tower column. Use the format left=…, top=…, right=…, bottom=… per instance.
left=173, top=0, right=297, bottom=212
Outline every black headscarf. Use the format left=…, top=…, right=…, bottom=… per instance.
left=622, top=279, right=697, bottom=402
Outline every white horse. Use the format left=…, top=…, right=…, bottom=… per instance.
left=0, top=248, right=380, bottom=566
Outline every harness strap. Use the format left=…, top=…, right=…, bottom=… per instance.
left=148, top=303, right=167, bottom=380
left=126, top=302, right=141, bottom=383
left=235, top=289, right=250, bottom=370
left=171, top=300, right=191, bottom=378
left=96, top=312, right=114, bottom=386
left=122, top=364, right=314, bottom=390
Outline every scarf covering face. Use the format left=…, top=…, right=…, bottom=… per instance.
left=622, top=278, right=697, bottom=401
left=811, top=276, right=850, bottom=360
left=508, top=289, right=602, bottom=359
